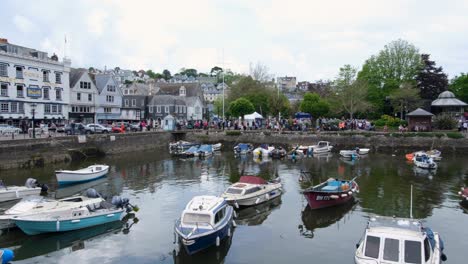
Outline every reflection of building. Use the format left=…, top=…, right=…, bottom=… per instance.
left=0, top=38, right=70, bottom=125
left=431, top=91, right=467, bottom=117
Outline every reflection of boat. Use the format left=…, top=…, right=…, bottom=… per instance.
left=355, top=216, right=447, bottom=263
left=413, top=152, right=437, bottom=170
left=253, top=144, right=275, bottom=157
left=311, top=141, right=333, bottom=154
left=234, top=143, right=254, bottom=155
left=302, top=177, right=359, bottom=209
left=235, top=196, right=281, bottom=226
left=413, top=166, right=436, bottom=178
left=299, top=201, right=356, bottom=238
left=340, top=157, right=358, bottom=165
left=269, top=147, right=287, bottom=159
left=0, top=178, right=47, bottom=203
left=55, top=178, right=108, bottom=199
left=221, top=176, right=282, bottom=208
left=174, top=196, right=235, bottom=255
left=55, top=165, right=110, bottom=185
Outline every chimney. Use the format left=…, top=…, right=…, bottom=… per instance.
left=0, top=38, right=8, bottom=44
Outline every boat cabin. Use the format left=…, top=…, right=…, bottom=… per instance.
left=181, top=196, right=228, bottom=228
left=225, top=176, right=267, bottom=196
left=358, top=217, right=437, bottom=264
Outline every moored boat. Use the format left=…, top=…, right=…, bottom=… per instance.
left=56, top=165, right=110, bottom=185
left=459, top=187, right=468, bottom=207
left=356, top=147, right=370, bottom=155
left=253, top=144, right=275, bottom=157
left=194, top=144, right=214, bottom=157
left=339, top=150, right=359, bottom=159
left=234, top=143, right=253, bottom=155
left=302, top=177, right=359, bottom=209
left=311, top=141, right=333, bottom=154
left=0, top=178, right=48, bottom=203
left=270, top=147, right=287, bottom=159
left=221, top=175, right=282, bottom=208
left=180, top=146, right=199, bottom=158
left=169, top=141, right=200, bottom=154
left=355, top=216, right=447, bottom=263
left=174, top=196, right=235, bottom=255
left=413, top=152, right=437, bottom=170
left=212, top=143, right=222, bottom=151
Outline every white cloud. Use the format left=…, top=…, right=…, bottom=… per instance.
left=13, top=15, right=37, bottom=33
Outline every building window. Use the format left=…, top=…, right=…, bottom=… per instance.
left=149, top=106, right=153, bottom=113
left=107, top=85, right=115, bottom=92
left=17, top=85, right=23, bottom=97
left=43, top=87, right=49, bottom=99
left=1, top=102, right=8, bottom=112
left=10, top=102, right=17, bottom=113
left=44, top=104, right=51, bottom=113
left=56, top=89, right=62, bottom=100
left=55, top=72, right=61, bottom=83
left=104, top=107, right=112, bottom=113
left=16, top=67, right=23, bottom=79
left=157, top=106, right=161, bottom=113
left=43, top=71, right=49, bottom=82
left=0, top=64, right=7, bottom=77
left=179, top=86, right=186, bottom=96
left=124, top=89, right=128, bottom=95
left=77, top=92, right=81, bottom=101
left=58, top=104, right=62, bottom=113
left=52, top=104, right=57, bottom=113
left=165, top=106, right=169, bottom=113
left=0, top=83, right=7, bottom=97
left=19, top=102, right=24, bottom=113
left=80, top=81, right=91, bottom=89
left=106, top=95, right=114, bottom=102
left=125, top=99, right=129, bottom=107
left=88, top=94, right=92, bottom=101
left=131, top=99, right=136, bottom=106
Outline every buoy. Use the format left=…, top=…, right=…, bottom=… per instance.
left=216, top=236, right=220, bottom=247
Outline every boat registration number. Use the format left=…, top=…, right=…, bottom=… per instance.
left=316, top=195, right=331, bottom=201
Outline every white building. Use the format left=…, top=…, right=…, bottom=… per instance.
left=277, top=76, right=297, bottom=92
left=68, top=68, right=99, bottom=123
left=0, top=38, right=71, bottom=126
left=95, top=74, right=122, bottom=122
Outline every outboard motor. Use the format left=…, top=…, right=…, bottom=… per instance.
left=112, top=196, right=138, bottom=213
left=85, top=188, right=101, bottom=198
left=25, top=178, right=48, bottom=192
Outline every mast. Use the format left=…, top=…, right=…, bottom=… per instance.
left=410, top=185, right=413, bottom=219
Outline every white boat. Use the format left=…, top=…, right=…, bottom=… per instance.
left=339, top=150, right=359, bottom=159
left=297, top=145, right=314, bottom=155
left=253, top=144, right=275, bottom=157
left=0, top=178, right=47, bottom=203
left=355, top=216, right=447, bottom=264
left=55, top=165, right=110, bottom=185
left=426, top=149, right=442, bottom=161
left=234, top=143, right=253, bottom=155
left=311, top=141, right=333, bottom=154
left=221, top=176, right=282, bottom=208
left=212, top=143, right=222, bottom=151
left=193, top=145, right=213, bottom=157
left=356, top=148, right=370, bottom=155
left=0, top=190, right=104, bottom=230
left=413, top=152, right=437, bottom=170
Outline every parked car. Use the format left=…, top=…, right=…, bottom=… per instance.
left=112, top=124, right=126, bottom=133
left=85, top=124, right=112, bottom=134
left=64, top=123, right=86, bottom=135
left=0, top=124, right=22, bottom=135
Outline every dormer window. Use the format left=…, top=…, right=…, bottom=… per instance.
left=179, top=86, right=186, bottom=96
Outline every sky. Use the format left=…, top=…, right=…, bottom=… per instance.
left=1, top=0, right=468, bottom=81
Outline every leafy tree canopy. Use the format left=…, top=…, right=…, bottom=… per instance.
left=229, top=97, right=255, bottom=118
left=162, top=69, right=171, bottom=80
left=389, top=83, right=421, bottom=119
left=416, top=54, right=448, bottom=101
left=450, top=73, right=468, bottom=103
left=299, top=92, right=330, bottom=118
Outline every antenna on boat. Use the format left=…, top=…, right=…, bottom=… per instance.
left=410, top=185, right=413, bottom=219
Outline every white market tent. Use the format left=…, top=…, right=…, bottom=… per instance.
left=244, top=112, right=263, bottom=120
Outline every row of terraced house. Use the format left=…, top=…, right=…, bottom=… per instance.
left=0, top=39, right=206, bottom=126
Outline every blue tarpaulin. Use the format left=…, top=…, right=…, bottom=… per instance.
left=295, top=112, right=311, bottom=119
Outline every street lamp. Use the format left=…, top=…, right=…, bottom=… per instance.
left=30, top=103, right=37, bottom=139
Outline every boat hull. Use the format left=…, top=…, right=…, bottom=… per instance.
left=225, top=187, right=282, bottom=207
left=304, top=191, right=355, bottom=209
left=14, top=210, right=123, bottom=235
left=56, top=167, right=109, bottom=185
left=0, top=187, right=42, bottom=203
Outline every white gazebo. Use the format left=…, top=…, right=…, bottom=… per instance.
left=431, top=91, right=467, bottom=116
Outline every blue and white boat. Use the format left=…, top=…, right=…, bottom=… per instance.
left=194, top=145, right=214, bottom=157
left=174, top=196, right=235, bottom=255
left=55, top=165, right=109, bottom=185
left=234, top=143, right=253, bottom=155
left=180, top=146, right=200, bottom=158
left=12, top=196, right=135, bottom=235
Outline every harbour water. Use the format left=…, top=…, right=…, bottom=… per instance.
left=0, top=150, right=467, bottom=263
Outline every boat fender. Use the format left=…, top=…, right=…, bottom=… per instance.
left=232, top=220, right=237, bottom=228
left=233, top=211, right=237, bottom=218
left=56, top=219, right=60, bottom=232
left=216, top=236, right=220, bottom=247
left=341, top=194, right=348, bottom=198
left=348, top=191, right=353, bottom=195
left=265, top=193, right=270, bottom=200
left=255, top=198, right=260, bottom=204
left=234, top=201, right=239, bottom=209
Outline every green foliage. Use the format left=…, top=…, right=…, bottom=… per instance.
left=179, top=68, right=198, bottom=77
left=226, top=131, right=241, bottom=136
left=433, top=115, right=457, bottom=130
left=450, top=73, right=468, bottom=103
left=416, top=54, right=449, bottom=101
left=162, top=69, right=171, bottom=80
left=229, top=97, right=255, bottom=118
left=374, top=115, right=407, bottom=127
left=446, top=132, right=464, bottom=139
left=299, top=92, right=330, bottom=117
left=389, top=83, right=421, bottom=118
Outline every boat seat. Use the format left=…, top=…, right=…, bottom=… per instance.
left=86, top=204, right=95, bottom=212
left=322, top=185, right=340, bottom=191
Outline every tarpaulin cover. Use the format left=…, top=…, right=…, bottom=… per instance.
left=239, top=176, right=267, bottom=185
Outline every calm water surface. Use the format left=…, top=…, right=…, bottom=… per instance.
left=0, top=150, right=467, bottom=264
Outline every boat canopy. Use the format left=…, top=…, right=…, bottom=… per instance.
left=198, top=145, right=213, bottom=152
left=185, top=146, right=199, bottom=153
left=237, top=143, right=250, bottom=151
left=239, top=176, right=267, bottom=185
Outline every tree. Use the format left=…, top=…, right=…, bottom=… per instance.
left=269, top=93, right=291, bottom=118
left=162, top=69, right=172, bottom=80
left=249, top=62, right=271, bottom=83
left=450, top=73, right=468, bottom=103
left=333, top=79, right=371, bottom=119
left=213, top=98, right=224, bottom=117
left=229, top=97, right=254, bottom=118
left=210, top=66, right=223, bottom=77
left=146, top=69, right=157, bottom=79
left=299, top=92, right=330, bottom=117
left=179, top=68, right=198, bottom=77
left=88, top=67, right=95, bottom=72
left=389, top=83, right=421, bottom=119
left=416, top=54, right=448, bottom=101
left=114, top=67, right=120, bottom=72
left=335, top=64, right=357, bottom=88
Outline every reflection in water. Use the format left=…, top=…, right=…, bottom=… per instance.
left=412, top=166, right=437, bottom=180
left=235, top=197, right=282, bottom=226
left=54, top=177, right=108, bottom=199
left=173, top=231, right=233, bottom=264
left=299, top=201, right=357, bottom=239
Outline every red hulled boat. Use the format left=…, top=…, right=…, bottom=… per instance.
left=459, top=187, right=468, bottom=207
left=302, top=178, right=359, bottom=209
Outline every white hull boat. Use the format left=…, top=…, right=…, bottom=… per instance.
left=339, top=150, right=358, bottom=158
left=56, top=165, right=109, bottom=185
left=0, top=178, right=47, bottom=203
left=253, top=145, right=275, bottom=157
left=357, top=148, right=370, bottom=155
left=221, top=176, right=283, bottom=208
left=212, top=143, right=222, bottom=151
left=413, top=152, right=437, bottom=170
left=311, top=141, right=333, bottom=154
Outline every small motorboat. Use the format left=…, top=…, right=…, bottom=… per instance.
left=302, top=177, right=359, bottom=209
left=270, top=147, right=287, bottom=159
left=174, top=196, right=235, bottom=255
left=56, top=165, right=110, bottom=185
left=180, top=146, right=199, bottom=158
left=413, top=152, right=437, bottom=170
left=234, top=143, right=253, bottom=155
left=426, top=149, right=442, bottom=161
left=194, top=145, right=214, bottom=157
left=296, top=145, right=314, bottom=155
left=311, top=141, right=333, bottom=154
left=169, top=141, right=199, bottom=154
left=355, top=216, right=447, bottom=263
left=356, top=147, right=370, bottom=155
left=339, top=150, right=359, bottom=159
left=253, top=144, right=275, bottom=157
left=0, top=248, right=14, bottom=264
left=0, top=188, right=105, bottom=230
left=12, top=195, right=136, bottom=235
left=221, top=176, right=282, bottom=208
left=212, top=143, right=222, bottom=151
left=0, top=178, right=48, bottom=203
left=459, top=187, right=468, bottom=207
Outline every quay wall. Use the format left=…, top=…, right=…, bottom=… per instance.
left=0, top=130, right=467, bottom=170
